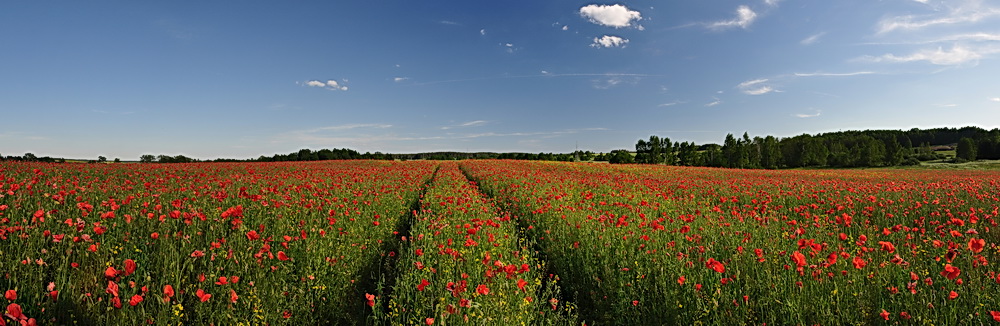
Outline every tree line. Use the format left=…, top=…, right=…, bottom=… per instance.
left=619, top=126, right=1000, bottom=168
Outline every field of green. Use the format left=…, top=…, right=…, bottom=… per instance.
left=2, top=160, right=1000, bottom=325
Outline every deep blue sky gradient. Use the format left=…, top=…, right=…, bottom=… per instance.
left=2, top=0, right=999, bottom=159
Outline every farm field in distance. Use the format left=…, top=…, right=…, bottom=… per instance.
left=2, top=160, right=1000, bottom=325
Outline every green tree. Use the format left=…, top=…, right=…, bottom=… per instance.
left=140, top=154, right=156, bottom=163
left=722, top=133, right=739, bottom=168
left=957, top=137, right=978, bottom=161
left=113, top=158, right=121, bottom=163
left=24, top=153, right=37, bottom=162
left=97, top=156, right=107, bottom=163
left=883, top=137, right=904, bottom=166
left=760, top=135, right=782, bottom=169
left=608, top=150, right=634, bottom=164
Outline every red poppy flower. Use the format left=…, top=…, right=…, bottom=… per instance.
left=163, top=285, right=175, bottom=300
left=129, top=294, right=143, bottom=306
left=476, top=284, right=490, bottom=295
left=791, top=251, right=806, bottom=267
left=229, top=289, right=238, bottom=303
left=4, top=290, right=15, bottom=301
left=105, top=266, right=118, bottom=279
left=6, top=303, right=24, bottom=321
left=878, top=241, right=895, bottom=253
left=879, top=309, right=889, bottom=321
left=968, top=238, right=985, bottom=253
left=940, top=264, right=961, bottom=280
left=852, top=256, right=867, bottom=269
left=246, top=230, right=260, bottom=241
left=677, top=275, right=686, bottom=285
left=365, top=293, right=376, bottom=307
left=123, top=259, right=137, bottom=276
left=706, top=258, right=725, bottom=273
left=948, top=291, right=959, bottom=300
left=990, top=311, right=1000, bottom=322
left=517, top=278, right=528, bottom=292
left=417, top=279, right=430, bottom=291
left=195, top=289, right=211, bottom=302
left=425, top=317, right=434, bottom=325
left=277, top=251, right=290, bottom=261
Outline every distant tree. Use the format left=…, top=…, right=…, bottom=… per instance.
left=703, top=144, right=724, bottom=167
left=140, top=155, right=156, bottom=163
left=957, top=137, right=977, bottom=161
left=760, top=136, right=782, bottom=169
left=608, top=150, right=634, bottom=164
left=97, top=156, right=107, bottom=163
left=157, top=155, right=172, bottom=163
left=114, top=158, right=121, bottom=163
left=883, top=137, right=904, bottom=166
left=24, top=153, right=37, bottom=162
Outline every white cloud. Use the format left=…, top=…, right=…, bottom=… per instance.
left=441, top=120, right=489, bottom=130
left=562, top=25, right=569, bottom=31
left=705, top=97, right=722, bottom=107
left=764, top=0, right=783, bottom=6
left=309, top=124, right=393, bottom=132
left=877, top=2, right=1000, bottom=34
left=744, top=86, right=775, bottom=95
left=304, top=79, right=348, bottom=91
left=591, top=35, right=629, bottom=48
left=737, top=78, right=777, bottom=95
left=738, top=78, right=768, bottom=88
left=864, top=45, right=992, bottom=65
left=658, top=102, right=681, bottom=107
left=800, top=32, right=826, bottom=45
left=480, top=29, right=486, bottom=35
left=793, top=71, right=875, bottom=77
left=579, top=4, right=642, bottom=28
left=440, top=20, right=461, bottom=25
left=795, top=109, right=822, bottom=118
left=394, top=77, right=408, bottom=82
left=708, top=5, right=758, bottom=30
left=992, top=97, right=1000, bottom=102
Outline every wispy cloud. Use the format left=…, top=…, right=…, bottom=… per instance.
left=877, top=1, right=1000, bottom=34
left=708, top=5, right=758, bottom=30
left=579, top=4, right=642, bottom=28
left=441, top=120, right=489, bottom=130
left=795, top=109, right=822, bottom=118
left=413, top=73, right=663, bottom=86
left=439, top=20, right=461, bottom=26
left=737, top=78, right=777, bottom=95
left=861, top=45, right=996, bottom=66
left=658, top=101, right=685, bottom=107
left=764, top=0, right=782, bottom=6
left=309, top=124, right=392, bottom=132
left=591, top=35, right=629, bottom=48
left=302, top=79, right=348, bottom=91
left=394, top=77, right=408, bottom=82
left=793, top=71, right=875, bottom=77
left=800, top=32, right=826, bottom=45
left=705, top=97, right=722, bottom=107
left=991, top=97, right=1000, bottom=102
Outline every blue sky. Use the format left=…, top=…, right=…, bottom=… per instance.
left=2, top=0, right=999, bottom=159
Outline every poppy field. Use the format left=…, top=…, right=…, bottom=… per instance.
left=2, top=160, right=1000, bottom=325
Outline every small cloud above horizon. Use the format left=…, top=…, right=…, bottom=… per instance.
left=795, top=109, right=822, bottom=118
left=707, top=5, right=758, bottom=30
left=579, top=4, right=642, bottom=28
left=303, top=79, right=348, bottom=91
